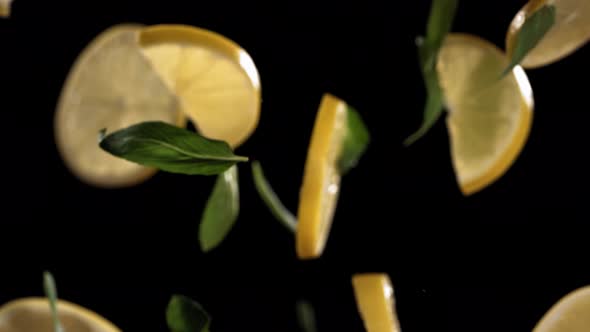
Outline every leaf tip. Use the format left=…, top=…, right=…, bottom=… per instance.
left=98, top=128, right=107, bottom=143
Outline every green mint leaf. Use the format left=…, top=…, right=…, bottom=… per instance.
left=503, top=4, right=556, bottom=76
left=166, top=295, right=211, bottom=332
left=43, top=271, right=65, bottom=332
left=338, top=106, right=370, bottom=175
left=199, top=165, right=240, bottom=252
left=251, top=161, right=297, bottom=233
left=296, top=300, right=318, bottom=332
left=404, top=0, right=458, bottom=146
left=99, top=121, right=248, bottom=176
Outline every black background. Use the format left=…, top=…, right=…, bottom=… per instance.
left=1, top=1, right=590, bottom=331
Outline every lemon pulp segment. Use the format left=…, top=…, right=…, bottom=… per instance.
left=352, top=273, right=401, bottom=332
left=54, top=24, right=183, bottom=188
left=507, top=0, right=590, bottom=68
left=0, top=298, right=121, bottom=332
left=437, top=34, right=534, bottom=195
left=296, top=93, right=347, bottom=259
left=534, top=286, right=590, bottom=332
left=139, top=24, right=261, bottom=148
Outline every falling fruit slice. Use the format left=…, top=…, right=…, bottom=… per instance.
left=437, top=33, right=534, bottom=195
left=352, top=273, right=401, bottom=332
left=533, top=286, right=590, bottom=332
left=139, top=24, right=261, bottom=148
left=0, top=297, right=121, bottom=332
left=296, top=93, right=348, bottom=260
left=54, top=24, right=184, bottom=188
left=0, top=0, right=12, bottom=17
left=506, top=0, right=590, bottom=68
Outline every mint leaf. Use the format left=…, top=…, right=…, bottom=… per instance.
left=166, top=295, right=211, bottom=332
left=43, top=271, right=65, bottom=332
left=251, top=161, right=297, bottom=233
left=404, top=0, right=459, bottom=146
left=338, top=106, right=370, bottom=175
left=99, top=121, right=248, bottom=176
left=296, top=300, right=318, bottom=332
left=199, top=165, right=240, bottom=252
left=503, top=4, right=556, bottom=75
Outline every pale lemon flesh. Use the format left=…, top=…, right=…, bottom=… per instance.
left=139, top=24, right=261, bottom=148
left=0, top=298, right=121, bottom=332
left=54, top=24, right=184, bottom=188
left=533, top=286, right=590, bottom=332
left=352, top=273, right=401, bottom=332
left=507, top=0, right=590, bottom=69
left=296, top=93, right=347, bottom=260
left=437, top=33, right=534, bottom=195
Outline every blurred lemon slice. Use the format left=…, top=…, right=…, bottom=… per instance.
left=506, top=0, right=590, bottom=69
left=352, top=273, right=401, bottom=332
left=0, top=297, right=121, bottom=332
left=139, top=24, right=261, bottom=148
left=437, top=34, right=534, bottom=195
left=0, top=0, right=12, bottom=17
left=534, top=286, right=590, bottom=332
left=54, top=24, right=184, bottom=188
left=296, top=93, right=347, bottom=260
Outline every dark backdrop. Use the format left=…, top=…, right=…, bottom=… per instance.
left=1, top=1, right=589, bottom=331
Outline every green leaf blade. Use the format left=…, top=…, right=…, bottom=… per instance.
left=199, top=165, right=240, bottom=252
left=251, top=161, right=297, bottom=233
left=99, top=121, right=248, bottom=176
left=503, top=4, right=556, bottom=75
left=338, top=106, right=370, bottom=175
left=166, top=295, right=211, bottom=332
left=43, top=271, right=65, bottom=332
left=296, top=300, right=318, bottom=332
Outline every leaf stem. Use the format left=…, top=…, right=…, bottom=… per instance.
left=43, top=271, right=65, bottom=332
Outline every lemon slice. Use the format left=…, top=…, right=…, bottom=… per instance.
left=533, top=286, right=590, bottom=332
left=437, top=34, right=534, bottom=195
left=0, top=0, right=13, bottom=17
left=138, top=24, right=261, bottom=148
left=0, top=297, right=120, bottom=332
left=54, top=24, right=184, bottom=188
left=296, top=93, right=347, bottom=260
left=506, top=0, right=590, bottom=69
left=352, top=273, right=401, bottom=332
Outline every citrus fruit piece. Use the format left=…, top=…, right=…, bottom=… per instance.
left=296, top=93, right=348, bottom=260
left=138, top=24, right=261, bottom=148
left=54, top=24, right=184, bottom=188
left=437, top=33, right=534, bottom=195
left=533, top=286, right=590, bottom=332
left=506, top=0, right=590, bottom=69
left=0, top=297, right=121, bottom=332
left=352, top=273, right=401, bottom=332
left=0, top=0, right=13, bottom=17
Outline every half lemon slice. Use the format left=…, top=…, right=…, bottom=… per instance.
left=139, top=24, right=261, bottom=148
left=506, top=0, right=590, bottom=69
left=296, top=93, right=348, bottom=260
left=437, top=34, right=534, bottom=195
left=54, top=24, right=184, bottom=188
left=0, top=297, right=121, bottom=332
left=533, top=286, right=590, bottom=332
left=352, top=273, right=401, bottom=332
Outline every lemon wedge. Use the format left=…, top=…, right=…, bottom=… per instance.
left=139, top=24, right=261, bottom=148
left=296, top=93, right=347, bottom=260
left=352, top=273, right=401, bottom=332
left=506, top=0, right=590, bottom=69
left=0, top=298, right=121, bottom=332
left=437, top=33, right=534, bottom=195
left=0, top=0, right=12, bottom=17
left=533, top=286, right=590, bottom=332
left=54, top=24, right=184, bottom=188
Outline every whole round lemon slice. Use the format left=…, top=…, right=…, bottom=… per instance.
left=352, top=273, right=401, bottom=332
left=296, top=93, right=347, bottom=260
left=0, top=297, right=121, bottom=332
left=437, top=34, right=534, bottom=195
left=138, top=24, right=261, bottom=148
left=54, top=24, right=184, bottom=188
left=533, top=286, right=590, bottom=332
left=506, top=0, right=590, bottom=69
